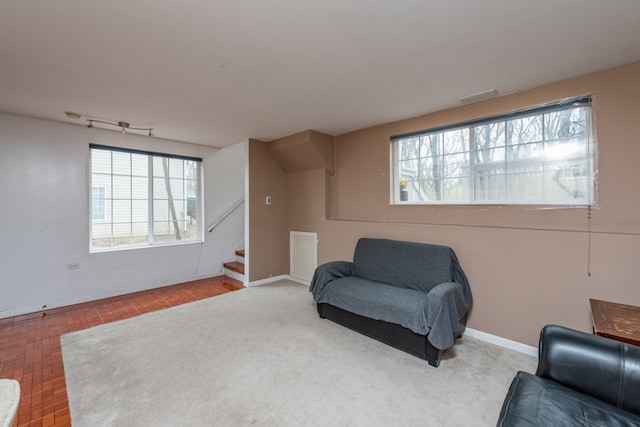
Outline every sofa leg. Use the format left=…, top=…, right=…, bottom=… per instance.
left=426, top=341, right=443, bottom=368
left=317, top=304, right=326, bottom=319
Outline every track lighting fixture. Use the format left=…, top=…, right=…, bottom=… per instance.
left=86, top=119, right=154, bottom=137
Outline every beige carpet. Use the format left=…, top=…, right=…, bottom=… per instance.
left=61, top=280, right=536, bottom=426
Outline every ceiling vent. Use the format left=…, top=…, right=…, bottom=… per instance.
left=459, top=89, right=499, bottom=105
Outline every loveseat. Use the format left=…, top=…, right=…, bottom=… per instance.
left=309, top=238, right=472, bottom=367
left=497, top=324, right=640, bottom=426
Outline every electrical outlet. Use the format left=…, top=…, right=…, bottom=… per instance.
left=66, top=262, right=80, bottom=270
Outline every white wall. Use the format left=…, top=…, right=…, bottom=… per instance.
left=0, top=113, right=245, bottom=318
left=199, top=140, right=246, bottom=276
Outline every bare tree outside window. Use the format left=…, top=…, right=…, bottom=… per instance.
left=162, top=157, right=182, bottom=241
left=393, top=97, right=593, bottom=205
left=90, top=145, right=202, bottom=251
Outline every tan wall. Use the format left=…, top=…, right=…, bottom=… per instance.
left=287, top=169, right=329, bottom=234
left=248, top=139, right=289, bottom=281
left=251, top=61, right=640, bottom=347
left=330, top=62, right=640, bottom=232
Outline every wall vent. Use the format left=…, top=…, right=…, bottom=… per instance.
left=459, top=89, right=499, bottom=105
left=290, top=231, right=318, bottom=283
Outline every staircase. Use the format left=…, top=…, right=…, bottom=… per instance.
left=223, top=249, right=245, bottom=283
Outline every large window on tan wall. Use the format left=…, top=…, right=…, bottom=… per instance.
left=391, top=96, right=594, bottom=206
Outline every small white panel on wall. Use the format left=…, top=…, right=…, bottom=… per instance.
left=290, top=231, right=318, bottom=283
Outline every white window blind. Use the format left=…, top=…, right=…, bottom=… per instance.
left=392, top=97, right=594, bottom=205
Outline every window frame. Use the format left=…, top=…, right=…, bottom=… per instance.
left=391, top=96, right=595, bottom=206
left=89, top=144, right=203, bottom=252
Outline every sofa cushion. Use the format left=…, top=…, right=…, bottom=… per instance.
left=497, top=371, right=640, bottom=427
left=352, top=238, right=455, bottom=292
left=321, top=276, right=429, bottom=334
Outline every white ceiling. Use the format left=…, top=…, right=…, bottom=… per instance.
left=1, top=1, right=639, bottom=148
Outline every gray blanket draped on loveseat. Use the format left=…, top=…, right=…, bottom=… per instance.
left=310, top=239, right=472, bottom=351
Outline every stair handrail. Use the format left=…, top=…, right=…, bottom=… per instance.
left=207, top=197, right=245, bottom=233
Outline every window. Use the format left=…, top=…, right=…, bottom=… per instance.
left=90, top=144, right=202, bottom=251
left=392, top=97, right=594, bottom=205
left=91, top=186, right=106, bottom=221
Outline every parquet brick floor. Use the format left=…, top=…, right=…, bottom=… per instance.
left=0, top=276, right=243, bottom=427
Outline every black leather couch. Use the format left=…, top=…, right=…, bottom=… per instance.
left=497, top=324, right=640, bottom=426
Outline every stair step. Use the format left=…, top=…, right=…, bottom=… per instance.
left=236, top=250, right=245, bottom=257
left=224, top=261, right=244, bottom=275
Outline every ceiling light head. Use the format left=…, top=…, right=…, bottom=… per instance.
left=118, top=122, right=130, bottom=134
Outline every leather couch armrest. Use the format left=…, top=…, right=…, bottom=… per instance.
left=536, top=324, right=640, bottom=414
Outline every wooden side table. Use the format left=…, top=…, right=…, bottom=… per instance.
left=590, top=298, right=640, bottom=346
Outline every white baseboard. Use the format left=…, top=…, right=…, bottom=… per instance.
left=240, top=275, right=539, bottom=358
left=246, top=274, right=290, bottom=287
left=247, top=274, right=310, bottom=287
left=465, top=328, right=538, bottom=357
left=286, top=276, right=311, bottom=286
left=0, top=273, right=226, bottom=320
left=223, top=268, right=246, bottom=285
left=0, top=303, right=54, bottom=320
